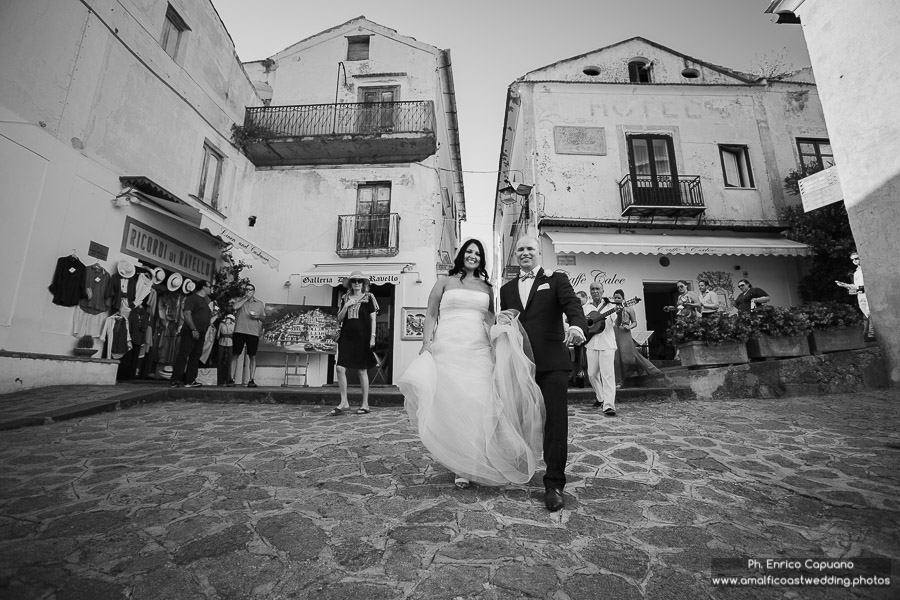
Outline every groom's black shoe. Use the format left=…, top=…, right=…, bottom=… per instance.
left=544, top=488, right=565, bottom=512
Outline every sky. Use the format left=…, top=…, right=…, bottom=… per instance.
left=210, top=0, right=811, bottom=244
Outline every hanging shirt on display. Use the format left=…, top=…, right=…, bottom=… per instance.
left=100, top=314, right=132, bottom=359
left=49, top=255, right=86, bottom=306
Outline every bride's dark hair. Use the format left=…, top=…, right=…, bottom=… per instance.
left=448, top=239, right=491, bottom=285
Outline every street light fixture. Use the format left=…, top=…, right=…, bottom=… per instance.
left=499, top=179, right=533, bottom=205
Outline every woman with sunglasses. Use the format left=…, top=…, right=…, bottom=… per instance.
left=732, top=279, right=770, bottom=312
left=330, top=271, right=379, bottom=416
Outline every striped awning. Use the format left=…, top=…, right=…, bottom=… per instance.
left=547, top=231, right=809, bottom=257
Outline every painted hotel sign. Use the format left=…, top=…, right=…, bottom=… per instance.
left=121, top=216, right=216, bottom=280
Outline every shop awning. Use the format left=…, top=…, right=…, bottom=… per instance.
left=299, top=266, right=403, bottom=287
left=546, top=231, right=809, bottom=257
left=121, top=177, right=280, bottom=270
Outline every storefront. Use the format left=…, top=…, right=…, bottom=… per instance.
left=102, top=177, right=279, bottom=382
left=543, top=231, right=809, bottom=359
left=291, top=267, right=403, bottom=386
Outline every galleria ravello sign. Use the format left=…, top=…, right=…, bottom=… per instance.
left=300, top=272, right=401, bottom=287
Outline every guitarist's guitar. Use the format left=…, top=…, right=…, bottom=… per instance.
left=584, top=297, right=641, bottom=342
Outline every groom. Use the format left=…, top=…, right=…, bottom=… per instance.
left=499, top=235, right=587, bottom=511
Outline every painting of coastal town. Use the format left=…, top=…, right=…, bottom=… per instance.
left=259, top=304, right=339, bottom=353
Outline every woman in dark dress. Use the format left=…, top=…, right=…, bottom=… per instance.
left=331, top=271, right=378, bottom=415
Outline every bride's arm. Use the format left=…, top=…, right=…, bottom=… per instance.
left=420, top=278, right=444, bottom=354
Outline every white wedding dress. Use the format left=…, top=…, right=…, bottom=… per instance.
left=398, top=288, right=545, bottom=485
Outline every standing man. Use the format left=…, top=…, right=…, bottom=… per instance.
left=695, top=278, right=720, bottom=317
left=230, top=282, right=266, bottom=387
left=836, top=251, right=875, bottom=340
left=499, top=235, right=587, bottom=512
left=170, top=279, right=212, bottom=388
left=583, top=282, right=619, bottom=415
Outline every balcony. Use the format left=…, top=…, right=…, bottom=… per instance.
left=619, top=174, right=706, bottom=219
left=241, top=102, right=436, bottom=166
left=336, top=213, right=400, bottom=258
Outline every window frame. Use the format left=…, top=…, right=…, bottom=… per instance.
left=718, top=144, right=755, bottom=188
left=160, top=4, right=190, bottom=61
left=354, top=182, right=392, bottom=249
left=796, top=137, right=835, bottom=171
left=347, top=35, right=371, bottom=61
left=628, top=59, right=652, bottom=83
left=197, top=142, right=224, bottom=211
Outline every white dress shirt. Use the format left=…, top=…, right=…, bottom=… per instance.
left=584, top=300, right=617, bottom=351
left=517, top=265, right=541, bottom=307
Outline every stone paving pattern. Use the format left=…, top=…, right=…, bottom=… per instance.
left=1, top=391, right=899, bottom=599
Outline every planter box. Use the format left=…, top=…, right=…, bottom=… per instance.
left=678, top=340, right=748, bottom=368
left=746, top=334, right=811, bottom=360
left=809, top=327, right=866, bottom=354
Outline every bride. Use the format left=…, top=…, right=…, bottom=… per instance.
left=398, top=239, right=545, bottom=488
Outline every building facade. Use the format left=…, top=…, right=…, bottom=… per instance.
left=494, top=37, right=820, bottom=358
left=237, top=17, right=465, bottom=386
left=0, top=3, right=464, bottom=390
left=766, top=0, right=900, bottom=385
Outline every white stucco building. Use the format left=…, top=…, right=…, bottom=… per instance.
left=494, top=37, right=823, bottom=358
left=236, top=16, right=465, bottom=386
left=0, top=3, right=464, bottom=391
left=765, top=0, right=900, bottom=386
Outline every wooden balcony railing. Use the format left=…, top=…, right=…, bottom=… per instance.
left=336, top=213, right=400, bottom=257
left=244, top=101, right=435, bottom=139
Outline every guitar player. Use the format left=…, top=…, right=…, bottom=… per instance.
left=584, top=282, right=619, bottom=416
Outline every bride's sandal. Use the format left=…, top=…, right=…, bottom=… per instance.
left=454, top=477, right=470, bottom=489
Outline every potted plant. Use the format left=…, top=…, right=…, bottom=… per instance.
left=73, top=334, right=98, bottom=358
left=666, top=313, right=752, bottom=368
left=742, top=305, right=812, bottom=359
left=796, top=301, right=865, bottom=354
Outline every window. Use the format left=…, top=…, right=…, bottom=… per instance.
left=347, top=36, right=370, bottom=61
left=355, top=182, right=391, bottom=248
left=160, top=4, right=189, bottom=61
left=358, top=86, right=398, bottom=132
left=797, top=138, right=835, bottom=170
left=627, top=134, right=679, bottom=205
left=628, top=59, right=652, bottom=83
left=719, top=145, right=754, bottom=188
left=198, top=142, right=224, bottom=210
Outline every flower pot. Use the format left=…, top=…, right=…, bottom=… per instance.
left=808, top=327, right=866, bottom=354
left=678, top=340, right=748, bottom=368
left=746, top=334, right=811, bottom=360
left=73, top=348, right=99, bottom=358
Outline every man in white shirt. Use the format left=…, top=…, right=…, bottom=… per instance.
left=696, top=278, right=720, bottom=318
left=584, top=282, right=618, bottom=416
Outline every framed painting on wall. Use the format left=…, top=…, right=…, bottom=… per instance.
left=401, top=307, right=427, bottom=340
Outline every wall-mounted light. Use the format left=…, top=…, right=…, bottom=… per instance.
left=401, top=263, right=422, bottom=283
left=499, top=179, right=533, bottom=206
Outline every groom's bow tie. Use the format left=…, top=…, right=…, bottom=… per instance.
left=520, top=270, right=536, bottom=281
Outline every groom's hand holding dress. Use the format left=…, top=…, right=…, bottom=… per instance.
left=499, top=236, right=587, bottom=511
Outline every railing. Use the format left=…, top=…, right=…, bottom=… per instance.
left=619, top=174, right=704, bottom=212
left=336, top=213, right=400, bottom=257
left=245, top=101, right=435, bottom=139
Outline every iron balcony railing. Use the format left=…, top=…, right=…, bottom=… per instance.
left=245, top=101, right=435, bottom=139
left=619, top=174, right=704, bottom=212
left=336, top=213, right=400, bottom=257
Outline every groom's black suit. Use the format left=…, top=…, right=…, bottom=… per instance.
left=499, top=268, right=587, bottom=491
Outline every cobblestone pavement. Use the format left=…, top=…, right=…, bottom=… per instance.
left=1, top=391, right=898, bottom=599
